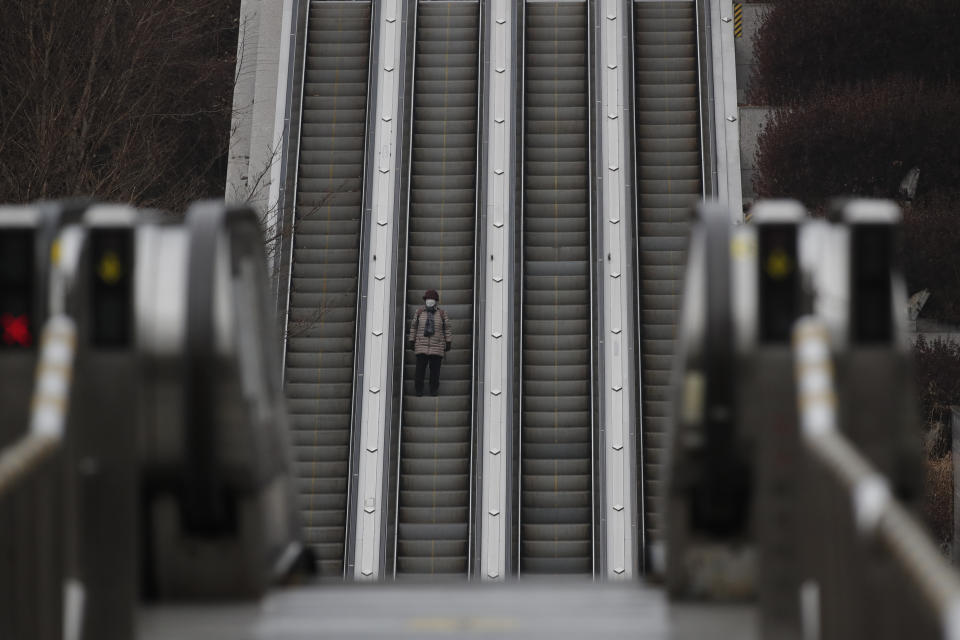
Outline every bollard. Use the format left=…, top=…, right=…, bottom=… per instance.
left=54, top=206, right=141, bottom=640
left=744, top=201, right=807, bottom=640
left=833, top=201, right=920, bottom=502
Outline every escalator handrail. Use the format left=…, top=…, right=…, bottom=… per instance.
left=182, top=201, right=266, bottom=533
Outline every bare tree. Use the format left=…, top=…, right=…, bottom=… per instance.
left=0, top=0, right=241, bottom=211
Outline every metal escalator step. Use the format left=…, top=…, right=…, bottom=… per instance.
left=521, top=420, right=591, bottom=438
left=399, top=414, right=472, bottom=430
left=521, top=3, right=592, bottom=576
left=523, top=459, right=591, bottom=476
left=302, top=94, right=367, bottom=110
left=521, top=317, right=588, bottom=334
left=635, top=162, right=701, bottom=179
left=400, top=459, right=469, bottom=477
left=400, top=474, right=470, bottom=494
left=401, top=379, right=472, bottom=397
left=638, top=122, right=699, bottom=138
left=290, top=431, right=351, bottom=450
left=297, top=475, right=347, bottom=498
left=398, top=486, right=469, bottom=504
left=523, top=272, right=590, bottom=288
left=523, top=395, right=591, bottom=414
left=523, top=335, right=590, bottom=352
left=634, top=57, right=698, bottom=74
left=300, top=121, right=367, bottom=137
left=521, top=540, right=592, bottom=558
left=399, top=507, right=470, bottom=524
left=402, top=441, right=471, bottom=460
left=638, top=193, right=699, bottom=210
left=521, top=507, right=592, bottom=525
left=526, top=190, right=590, bottom=204
left=525, top=493, right=593, bottom=513
left=636, top=138, right=699, bottom=154
left=525, top=247, right=589, bottom=263
left=636, top=101, right=699, bottom=119
left=296, top=492, right=347, bottom=513
left=395, top=1, right=479, bottom=578
left=397, top=550, right=468, bottom=572
left=286, top=364, right=354, bottom=384
left=522, top=474, right=591, bottom=492
left=522, top=442, right=592, bottom=459
left=406, top=273, right=473, bottom=289
left=519, top=557, right=592, bottom=575
left=403, top=259, right=472, bottom=274
left=634, top=30, right=696, bottom=46
left=395, top=557, right=468, bottom=574
left=397, top=540, right=468, bottom=559
left=522, top=363, right=590, bottom=380
left=522, top=349, right=590, bottom=367
left=523, top=205, right=590, bottom=222
left=635, top=43, right=696, bottom=59
left=636, top=70, right=698, bottom=87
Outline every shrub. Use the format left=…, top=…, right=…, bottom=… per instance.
left=900, top=191, right=960, bottom=323
left=0, top=0, right=240, bottom=211
left=923, top=454, right=953, bottom=548
left=750, top=0, right=960, bottom=105
left=913, top=336, right=960, bottom=434
left=754, top=80, right=960, bottom=208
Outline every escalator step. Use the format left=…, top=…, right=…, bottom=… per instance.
left=282, top=1, right=372, bottom=577
left=520, top=2, right=592, bottom=576
left=634, top=0, right=701, bottom=549
left=395, top=1, right=480, bottom=578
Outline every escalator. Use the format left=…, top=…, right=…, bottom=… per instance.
left=283, top=1, right=372, bottom=577
left=395, top=1, right=480, bottom=577
left=633, top=0, right=702, bottom=549
left=520, top=1, right=593, bottom=575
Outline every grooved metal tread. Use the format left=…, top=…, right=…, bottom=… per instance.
left=520, top=2, right=592, bottom=576
left=634, top=1, right=701, bottom=547
left=396, top=1, right=479, bottom=578
left=284, top=1, right=371, bottom=577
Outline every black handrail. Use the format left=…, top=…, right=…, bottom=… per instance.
left=693, top=202, right=749, bottom=536
left=181, top=201, right=266, bottom=534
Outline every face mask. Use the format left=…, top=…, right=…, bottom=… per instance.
left=425, top=299, right=437, bottom=308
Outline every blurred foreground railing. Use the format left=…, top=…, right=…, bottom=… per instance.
left=790, top=317, right=960, bottom=640
left=0, top=316, right=77, bottom=640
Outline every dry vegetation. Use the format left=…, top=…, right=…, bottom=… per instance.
left=751, top=0, right=960, bottom=545
left=0, top=0, right=240, bottom=211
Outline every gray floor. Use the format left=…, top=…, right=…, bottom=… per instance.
left=139, top=582, right=757, bottom=639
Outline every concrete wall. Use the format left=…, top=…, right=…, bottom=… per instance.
left=225, top=0, right=287, bottom=219
left=734, top=3, right=770, bottom=106
left=737, top=106, right=771, bottom=206
left=225, top=0, right=259, bottom=203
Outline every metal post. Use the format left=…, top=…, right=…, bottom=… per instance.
left=63, top=207, right=140, bottom=639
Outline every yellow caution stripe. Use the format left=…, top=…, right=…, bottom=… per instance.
left=734, top=3, right=743, bottom=38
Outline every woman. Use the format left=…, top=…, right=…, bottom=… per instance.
left=406, top=289, right=452, bottom=397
